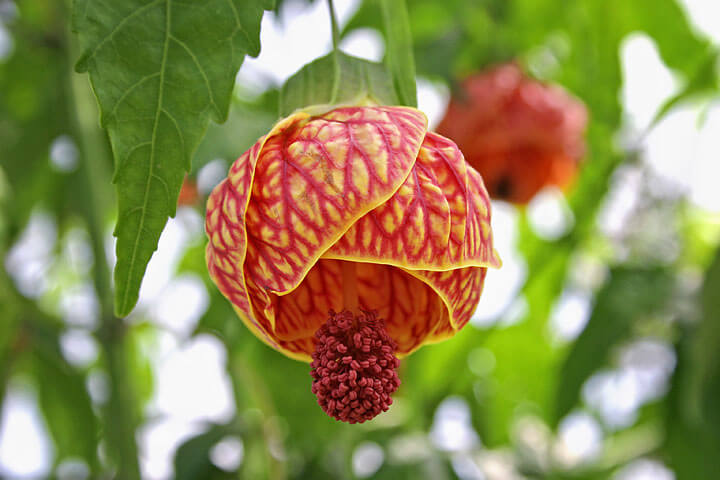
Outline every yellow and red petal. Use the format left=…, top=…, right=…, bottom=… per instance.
left=325, top=132, right=501, bottom=270
left=207, top=107, right=429, bottom=355
left=205, top=113, right=310, bottom=351
left=240, top=259, right=489, bottom=361
left=206, top=148, right=282, bottom=350
left=246, top=259, right=457, bottom=361
left=206, top=105, right=500, bottom=363
left=404, top=265, right=487, bottom=340
left=242, top=106, right=428, bottom=297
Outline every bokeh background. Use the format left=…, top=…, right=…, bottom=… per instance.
left=1, top=0, right=720, bottom=478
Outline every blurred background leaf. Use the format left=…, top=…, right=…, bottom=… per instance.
left=554, top=267, right=674, bottom=424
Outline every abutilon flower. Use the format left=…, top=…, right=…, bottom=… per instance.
left=437, top=63, right=588, bottom=204
left=205, top=106, right=501, bottom=423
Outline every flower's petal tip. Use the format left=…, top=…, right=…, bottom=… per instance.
left=402, top=105, right=429, bottom=128
left=273, top=110, right=310, bottom=130
left=490, top=249, right=503, bottom=269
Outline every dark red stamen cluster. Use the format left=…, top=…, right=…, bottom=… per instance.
left=310, top=309, right=401, bottom=423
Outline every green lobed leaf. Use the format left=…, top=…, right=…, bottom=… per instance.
left=379, top=0, right=418, bottom=106
left=72, top=0, right=274, bottom=316
left=279, top=52, right=399, bottom=116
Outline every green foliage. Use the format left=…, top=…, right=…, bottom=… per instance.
left=72, top=0, right=275, bottom=316
left=698, top=250, right=720, bottom=432
left=174, top=424, right=239, bottom=480
left=0, top=0, right=81, bottom=236
left=279, top=52, right=399, bottom=115
left=663, top=250, right=720, bottom=478
left=554, top=267, right=674, bottom=424
left=651, top=50, right=720, bottom=129
left=32, top=330, right=100, bottom=470
left=194, top=90, right=279, bottom=172
left=379, top=0, right=417, bottom=107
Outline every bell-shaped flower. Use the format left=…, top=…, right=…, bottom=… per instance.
left=206, top=106, right=500, bottom=423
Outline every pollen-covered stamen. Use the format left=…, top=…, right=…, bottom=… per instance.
left=310, top=309, right=401, bottom=423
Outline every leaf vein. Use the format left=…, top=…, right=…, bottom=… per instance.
left=160, top=108, right=185, bottom=161
left=120, top=0, right=173, bottom=313
left=151, top=173, right=170, bottom=205
left=225, top=0, right=252, bottom=47
left=122, top=141, right=152, bottom=164
left=83, top=0, right=163, bottom=65
left=108, top=72, right=161, bottom=122
left=168, top=34, right=219, bottom=116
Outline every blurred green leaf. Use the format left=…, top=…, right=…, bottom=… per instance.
left=688, top=249, right=720, bottom=433
left=174, top=424, right=238, bottom=480
left=379, top=0, right=417, bottom=106
left=0, top=285, right=23, bottom=418
left=664, top=339, right=720, bottom=476
left=698, top=249, right=720, bottom=433
left=124, top=322, right=155, bottom=407
left=621, top=0, right=713, bottom=76
left=662, top=248, right=720, bottom=478
left=72, top=0, right=275, bottom=316
left=0, top=1, right=83, bottom=237
left=29, top=322, right=100, bottom=471
left=193, top=91, right=279, bottom=173
left=178, top=241, right=246, bottom=342
left=0, top=171, right=18, bottom=410
left=650, top=50, right=720, bottom=129
left=279, top=52, right=399, bottom=116
left=546, top=471, right=614, bottom=480
left=554, top=267, right=674, bottom=424
left=0, top=167, right=9, bottom=245
left=402, top=325, right=495, bottom=435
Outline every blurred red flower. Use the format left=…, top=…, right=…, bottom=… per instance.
left=437, top=63, right=588, bottom=204
left=177, top=176, right=199, bottom=207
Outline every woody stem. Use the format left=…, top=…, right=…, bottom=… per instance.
left=341, top=261, right=359, bottom=314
